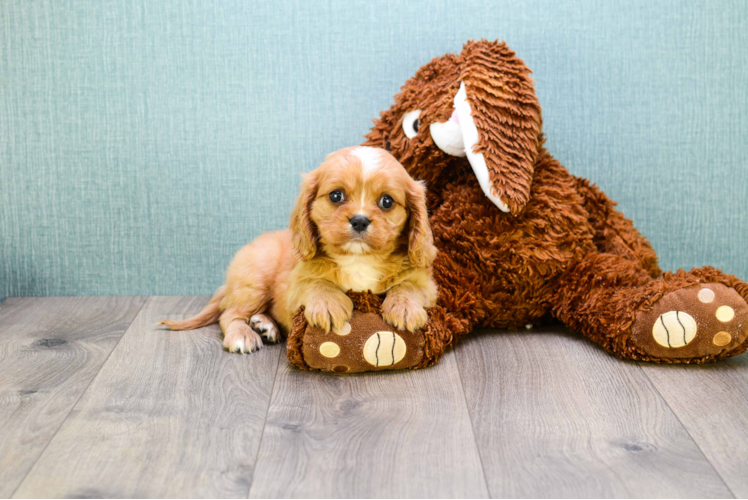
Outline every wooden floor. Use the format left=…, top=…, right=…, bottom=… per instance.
left=1, top=296, right=747, bottom=499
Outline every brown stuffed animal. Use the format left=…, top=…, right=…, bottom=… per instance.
left=288, top=39, right=748, bottom=371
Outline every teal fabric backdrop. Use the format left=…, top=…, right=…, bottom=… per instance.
left=2, top=0, right=747, bottom=299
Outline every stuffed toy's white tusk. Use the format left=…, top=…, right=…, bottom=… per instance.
left=429, top=118, right=466, bottom=157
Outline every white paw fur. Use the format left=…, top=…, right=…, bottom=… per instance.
left=250, top=314, right=281, bottom=343
left=224, top=322, right=263, bottom=354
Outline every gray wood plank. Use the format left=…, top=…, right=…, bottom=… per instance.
left=0, top=296, right=146, bottom=498
left=249, top=349, right=489, bottom=499
left=641, top=354, right=748, bottom=497
left=455, top=326, right=733, bottom=499
left=12, top=296, right=282, bottom=499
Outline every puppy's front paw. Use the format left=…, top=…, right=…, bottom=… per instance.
left=223, top=321, right=263, bottom=354
left=382, top=294, right=428, bottom=332
left=304, top=291, right=353, bottom=333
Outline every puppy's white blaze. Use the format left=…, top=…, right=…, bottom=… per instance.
left=453, top=82, right=511, bottom=213
left=352, top=146, right=384, bottom=209
left=351, top=146, right=383, bottom=177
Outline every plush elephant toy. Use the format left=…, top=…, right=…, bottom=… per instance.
left=287, top=39, right=748, bottom=372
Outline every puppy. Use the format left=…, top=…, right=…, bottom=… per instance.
left=160, top=146, right=438, bottom=353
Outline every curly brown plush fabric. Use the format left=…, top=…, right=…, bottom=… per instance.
left=287, top=291, right=451, bottom=372
left=290, top=39, right=748, bottom=371
left=354, top=39, right=748, bottom=365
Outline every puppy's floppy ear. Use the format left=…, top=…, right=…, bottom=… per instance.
left=406, top=178, right=437, bottom=268
left=289, top=171, right=319, bottom=261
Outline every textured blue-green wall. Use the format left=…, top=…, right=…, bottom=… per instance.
left=2, top=0, right=747, bottom=298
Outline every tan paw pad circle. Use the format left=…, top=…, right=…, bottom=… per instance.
left=652, top=311, right=697, bottom=348
left=363, top=331, right=406, bottom=367
left=335, top=322, right=352, bottom=336
left=698, top=288, right=715, bottom=303
left=319, top=341, right=340, bottom=358
left=716, top=305, right=735, bottom=322
left=713, top=331, right=732, bottom=347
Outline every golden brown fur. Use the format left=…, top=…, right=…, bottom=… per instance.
left=161, top=147, right=437, bottom=353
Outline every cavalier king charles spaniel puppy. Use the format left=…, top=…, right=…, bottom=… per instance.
left=160, top=146, right=438, bottom=353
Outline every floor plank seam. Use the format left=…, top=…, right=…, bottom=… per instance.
left=454, top=348, right=492, bottom=499
left=245, top=345, right=284, bottom=499
left=636, top=363, right=737, bottom=499
left=8, top=296, right=150, bottom=499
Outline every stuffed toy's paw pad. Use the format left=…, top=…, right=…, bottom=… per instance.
left=287, top=292, right=455, bottom=373
left=285, top=291, right=456, bottom=373
left=631, top=283, right=748, bottom=360
left=298, top=310, right=425, bottom=373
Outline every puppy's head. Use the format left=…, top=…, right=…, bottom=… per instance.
left=289, top=146, right=436, bottom=268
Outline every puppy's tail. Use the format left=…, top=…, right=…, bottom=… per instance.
left=159, top=285, right=225, bottom=330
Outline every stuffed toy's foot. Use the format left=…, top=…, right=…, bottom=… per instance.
left=287, top=291, right=452, bottom=373
left=554, top=255, right=748, bottom=363
left=631, top=283, right=748, bottom=361
left=293, top=310, right=424, bottom=373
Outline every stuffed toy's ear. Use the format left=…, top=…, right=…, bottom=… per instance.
left=289, top=171, right=319, bottom=261
left=406, top=178, right=437, bottom=268
left=457, top=40, right=543, bottom=216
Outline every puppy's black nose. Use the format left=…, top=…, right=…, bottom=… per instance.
left=350, top=215, right=370, bottom=233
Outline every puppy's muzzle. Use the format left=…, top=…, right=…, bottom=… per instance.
left=349, top=215, right=370, bottom=233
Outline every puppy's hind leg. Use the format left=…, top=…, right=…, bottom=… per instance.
left=250, top=314, right=281, bottom=343
left=220, top=309, right=264, bottom=354
left=217, top=229, right=293, bottom=354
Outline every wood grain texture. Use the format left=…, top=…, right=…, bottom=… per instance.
left=455, top=326, right=733, bottom=499
left=12, top=296, right=282, bottom=499
left=249, top=349, right=489, bottom=499
left=641, top=355, right=748, bottom=497
left=4, top=296, right=747, bottom=498
left=0, top=296, right=146, bottom=498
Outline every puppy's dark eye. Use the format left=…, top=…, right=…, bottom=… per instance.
left=378, top=195, right=394, bottom=210
left=329, top=190, right=345, bottom=204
